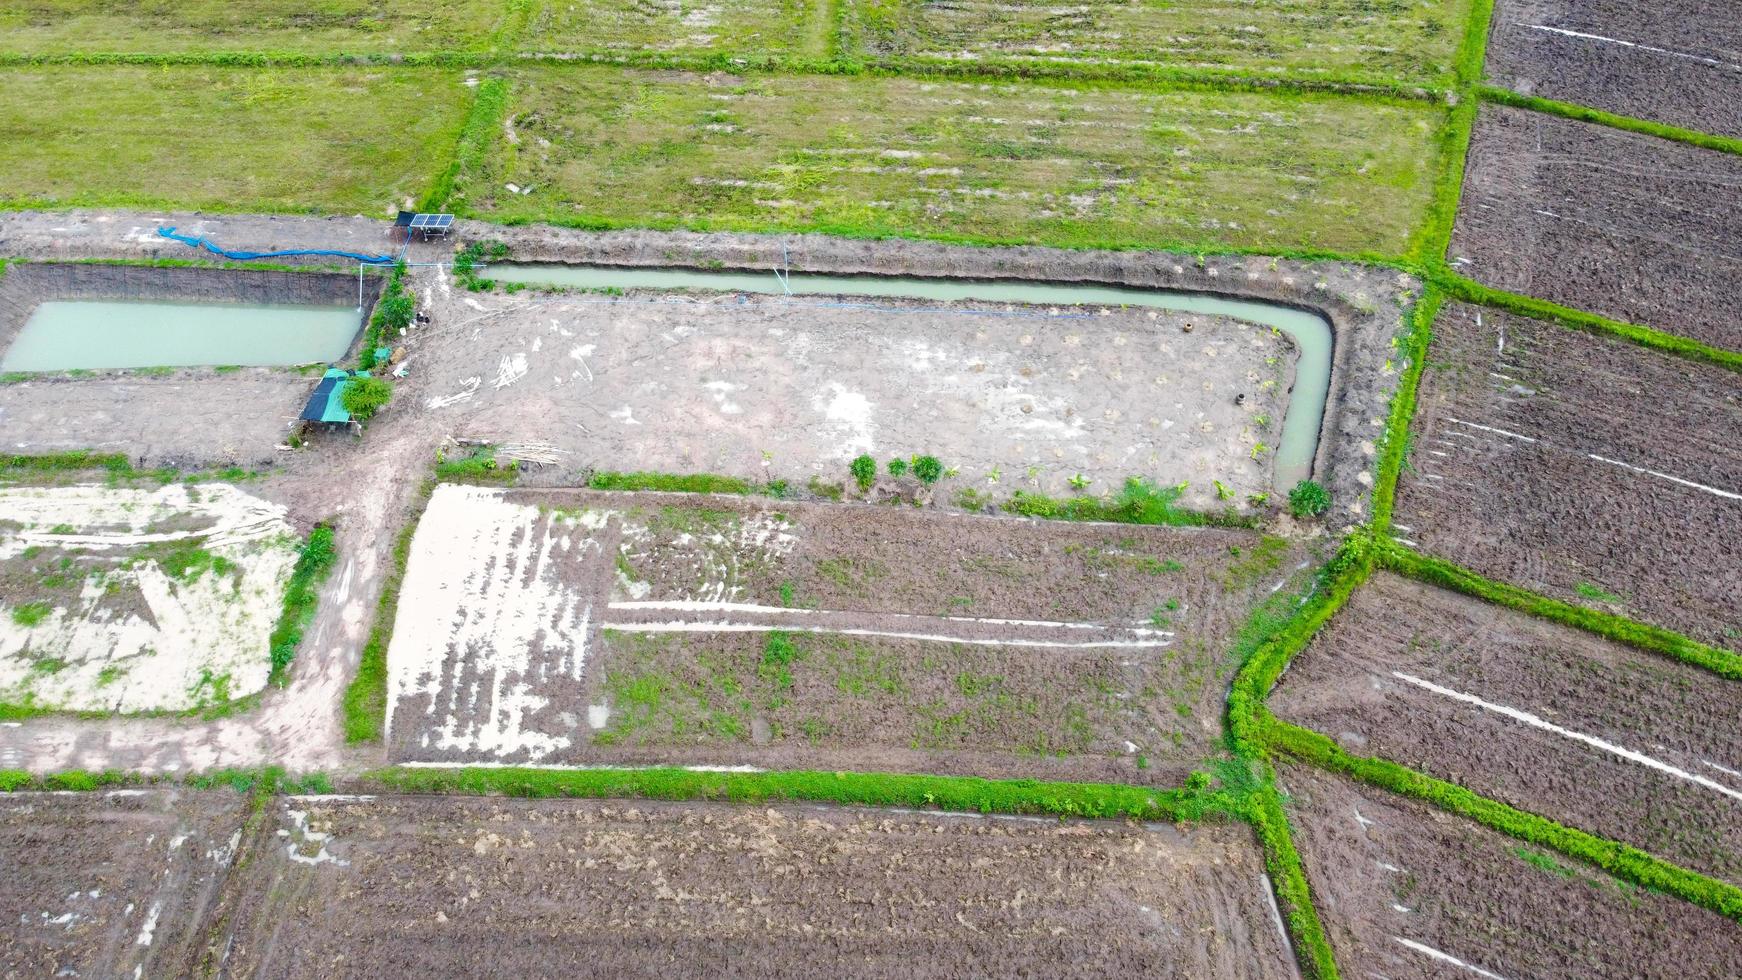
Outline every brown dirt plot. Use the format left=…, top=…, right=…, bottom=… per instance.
left=1450, top=106, right=1742, bottom=352
left=385, top=486, right=1320, bottom=784
left=1393, top=300, right=1741, bottom=650
left=1272, top=572, right=1742, bottom=885
left=213, top=794, right=1296, bottom=979
left=1485, top=0, right=1742, bottom=138
left=1278, top=763, right=1742, bottom=979
left=0, top=789, right=244, bottom=979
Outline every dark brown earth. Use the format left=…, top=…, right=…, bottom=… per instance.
left=1278, top=763, right=1742, bottom=979
left=1485, top=0, right=1742, bottom=137
left=0, top=788, right=244, bottom=979
left=1450, top=105, right=1742, bottom=352
left=388, top=487, right=1321, bottom=786
left=212, top=794, right=1294, bottom=979
left=1272, top=572, right=1742, bottom=885
left=1393, top=300, right=1741, bottom=650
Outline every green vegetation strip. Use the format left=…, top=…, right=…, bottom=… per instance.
left=1478, top=86, right=1742, bottom=158
left=1003, top=478, right=1254, bottom=529
left=423, top=75, right=509, bottom=213
left=266, top=523, right=338, bottom=687
left=367, top=764, right=1246, bottom=822
left=1267, top=719, right=1742, bottom=922
left=1370, top=289, right=1441, bottom=530
left=1252, top=766, right=1340, bottom=979
left=1380, top=544, right=1742, bottom=681
left=342, top=481, right=432, bottom=743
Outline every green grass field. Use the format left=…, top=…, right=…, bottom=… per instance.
left=0, top=67, right=471, bottom=213
left=842, top=0, right=1473, bottom=87
left=0, top=0, right=512, bottom=55
left=468, top=68, right=1444, bottom=254
left=523, top=0, right=824, bottom=57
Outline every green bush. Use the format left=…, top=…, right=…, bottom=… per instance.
left=911, top=454, right=943, bottom=485
left=342, top=376, right=394, bottom=422
left=887, top=457, right=909, bottom=478
left=849, top=453, right=877, bottom=491
left=1288, top=480, right=1331, bottom=518
left=375, top=291, right=413, bottom=333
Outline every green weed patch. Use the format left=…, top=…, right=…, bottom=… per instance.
left=266, top=523, right=338, bottom=687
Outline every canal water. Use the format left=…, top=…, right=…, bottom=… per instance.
left=484, top=263, right=1333, bottom=487
left=1, top=300, right=361, bottom=372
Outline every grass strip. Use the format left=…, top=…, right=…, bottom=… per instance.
left=1252, top=764, right=1340, bottom=978
left=266, top=523, right=338, bottom=687
left=1001, top=477, right=1254, bottom=529
left=341, top=480, right=433, bottom=743
left=1478, top=86, right=1742, bottom=158
left=1267, top=718, right=1742, bottom=922
left=421, top=75, right=509, bottom=213
left=587, top=471, right=759, bottom=495
left=1370, top=288, right=1440, bottom=530
left=1379, top=544, right=1742, bottom=681
left=1430, top=270, right=1742, bottom=372
left=0, top=450, right=131, bottom=474
left=1408, top=0, right=1492, bottom=264
left=365, top=764, right=1249, bottom=822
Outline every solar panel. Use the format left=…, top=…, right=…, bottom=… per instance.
left=408, top=213, right=454, bottom=229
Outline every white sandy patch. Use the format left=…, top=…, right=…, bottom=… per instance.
left=614, top=511, right=796, bottom=603
left=0, top=484, right=298, bottom=712
left=385, top=486, right=598, bottom=760
left=811, top=381, right=876, bottom=456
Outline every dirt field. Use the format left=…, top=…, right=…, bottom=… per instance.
left=0, top=483, right=302, bottom=713
left=385, top=486, right=1318, bottom=783
left=1450, top=105, right=1742, bottom=352
left=210, top=794, right=1294, bottom=978
left=1278, top=763, right=1742, bottom=979
left=0, top=788, right=245, bottom=979
left=1392, top=300, right=1741, bottom=650
left=1272, top=572, right=1742, bottom=885
left=1485, top=0, right=1742, bottom=137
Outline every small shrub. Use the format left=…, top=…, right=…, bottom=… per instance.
left=849, top=453, right=877, bottom=491
left=342, top=377, right=394, bottom=422
left=911, top=455, right=943, bottom=485
left=887, top=457, right=909, bottom=478
left=1287, top=479, right=1331, bottom=518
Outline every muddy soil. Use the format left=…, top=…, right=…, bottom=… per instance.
left=387, top=486, right=1319, bottom=783
left=1272, top=572, right=1742, bottom=885
left=0, top=788, right=244, bottom=979
left=1394, top=300, right=1741, bottom=650
left=1451, top=106, right=1742, bottom=352
left=210, top=794, right=1293, bottom=979
left=1278, top=763, right=1742, bottom=979
left=1485, top=0, right=1742, bottom=138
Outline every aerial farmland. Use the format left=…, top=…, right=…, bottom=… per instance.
left=0, top=1, right=1736, bottom=976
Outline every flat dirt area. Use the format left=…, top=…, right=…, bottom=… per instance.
left=1450, top=105, right=1742, bottom=352
left=1392, top=300, right=1741, bottom=650
left=0, top=788, right=244, bottom=979
left=0, top=483, right=301, bottom=713
left=1272, top=572, right=1742, bottom=886
left=386, top=486, right=1318, bottom=784
left=411, top=283, right=1295, bottom=509
left=1278, top=763, right=1742, bottom=979
left=210, top=794, right=1294, bottom=978
left=1485, top=0, right=1742, bottom=137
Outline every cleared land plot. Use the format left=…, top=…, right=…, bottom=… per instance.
left=1485, top=0, right=1742, bottom=138
left=0, top=483, right=300, bottom=714
left=0, top=789, right=243, bottom=979
left=843, top=0, right=1471, bottom=86
left=413, top=288, right=1295, bottom=508
left=475, top=68, right=1445, bottom=255
left=1393, top=301, right=1741, bottom=650
left=1279, top=763, right=1742, bottom=979
left=215, top=794, right=1294, bottom=978
left=385, top=485, right=1316, bottom=783
left=0, top=0, right=510, bottom=55
left=524, top=0, right=821, bottom=56
left=0, top=67, right=472, bottom=213
left=1273, top=572, right=1742, bottom=885
left=1450, top=105, right=1742, bottom=351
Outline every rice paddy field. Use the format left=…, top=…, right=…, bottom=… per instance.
left=0, top=0, right=1738, bottom=976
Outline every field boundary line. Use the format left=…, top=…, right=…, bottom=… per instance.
left=1411, top=0, right=1495, bottom=265
left=420, top=76, right=510, bottom=214
left=1476, top=86, right=1742, bottom=158
left=1370, top=288, right=1441, bottom=532
left=1252, top=762, right=1342, bottom=979
left=1265, top=718, right=1742, bottom=923
left=1378, top=543, right=1742, bottom=681
left=341, top=480, right=435, bottom=744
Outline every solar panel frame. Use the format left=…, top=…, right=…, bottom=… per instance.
left=408, top=213, right=454, bottom=230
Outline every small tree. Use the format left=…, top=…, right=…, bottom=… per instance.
left=849, top=454, right=877, bottom=492
left=374, top=291, right=414, bottom=333
left=342, top=376, right=394, bottom=423
left=887, top=457, right=909, bottom=478
left=1288, top=479, right=1331, bottom=518
left=911, top=454, right=943, bottom=485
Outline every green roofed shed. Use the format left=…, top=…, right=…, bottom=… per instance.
left=299, top=367, right=370, bottom=425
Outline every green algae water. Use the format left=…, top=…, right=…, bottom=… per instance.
left=1, top=300, right=362, bottom=372
left=485, top=263, right=1333, bottom=487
